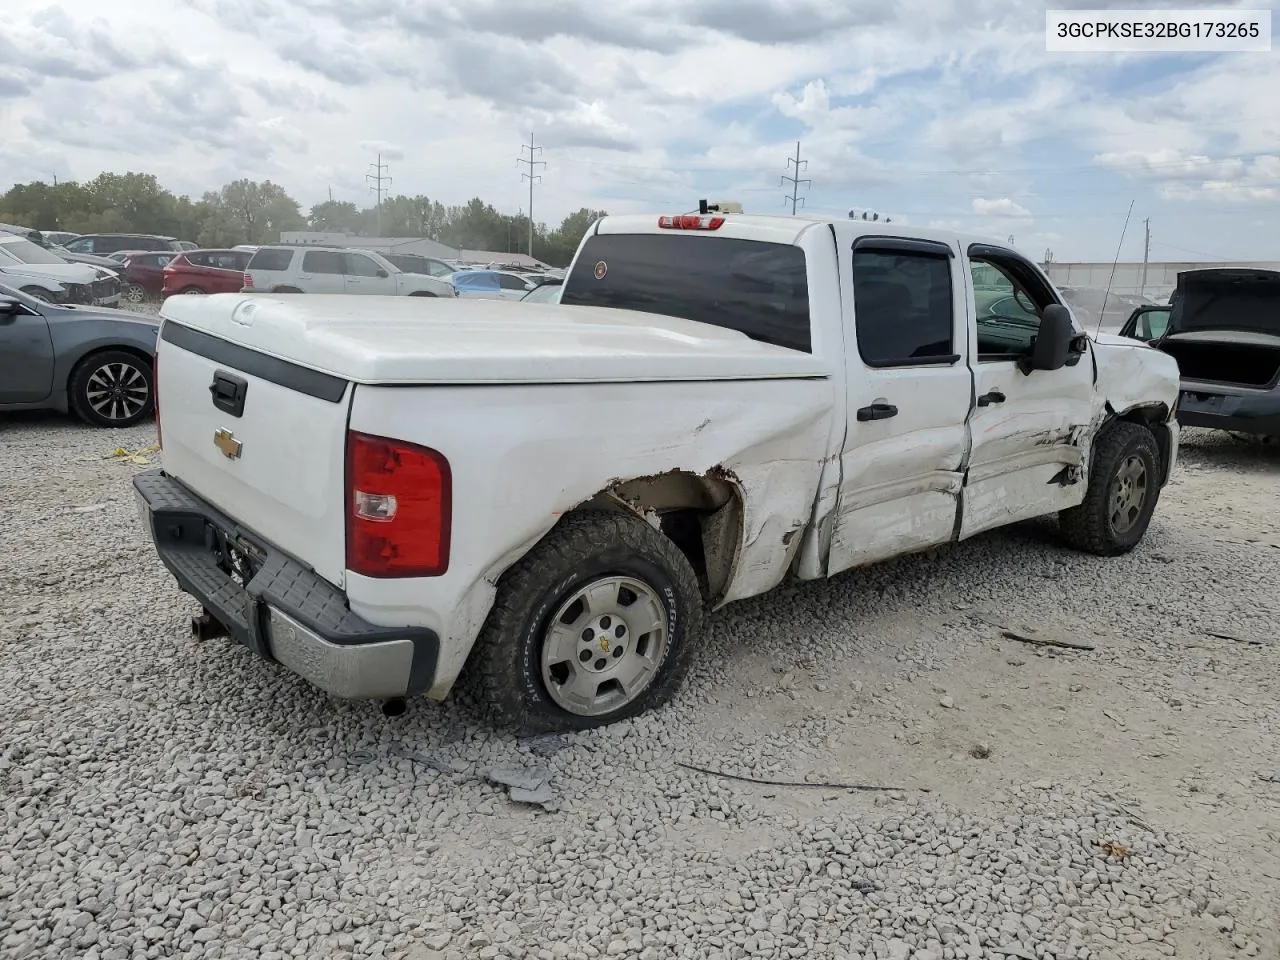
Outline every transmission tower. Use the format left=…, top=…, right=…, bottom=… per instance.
left=517, top=133, right=546, bottom=258
left=366, top=153, right=392, bottom=236
left=780, top=141, right=811, bottom=215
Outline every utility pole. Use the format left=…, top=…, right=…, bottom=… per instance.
left=366, top=153, right=391, bottom=237
left=780, top=141, right=811, bottom=215
left=1140, top=217, right=1151, bottom=298
left=517, top=133, right=545, bottom=258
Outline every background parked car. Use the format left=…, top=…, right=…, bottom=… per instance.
left=40, top=230, right=80, bottom=247
left=519, top=277, right=564, bottom=303
left=162, top=249, right=252, bottom=296
left=0, top=282, right=158, bottom=427
left=242, top=245, right=456, bottom=297
left=120, top=252, right=178, bottom=302
left=451, top=269, right=543, bottom=300
left=0, top=233, right=121, bottom=306
left=62, top=233, right=184, bottom=255
left=382, top=253, right=457, bottom=279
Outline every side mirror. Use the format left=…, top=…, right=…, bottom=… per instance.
left=1021, top=303, right=1074, bottom=374
left=376, top=269, right=388, bottom=278
left=0, top=296, right=23, bottom=319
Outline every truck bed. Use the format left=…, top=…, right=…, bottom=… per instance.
left=159, top=293, right=832, bottom=385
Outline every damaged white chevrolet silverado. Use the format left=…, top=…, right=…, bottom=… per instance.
left=134, top=208, right=1181, bottom=732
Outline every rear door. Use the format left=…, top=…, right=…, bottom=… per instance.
left=298, top=250, right=346, bottom=294
left=155, top=309, right=353, bottom=585
left=827, top=234, right=973, bottom=573
left=959, top=244, right=1094, bottom=539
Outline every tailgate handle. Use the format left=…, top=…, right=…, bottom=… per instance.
left=209, top=370, right=248, bottom=417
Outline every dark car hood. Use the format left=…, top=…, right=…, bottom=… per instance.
left=1168, top=268, right=1280, bottom=337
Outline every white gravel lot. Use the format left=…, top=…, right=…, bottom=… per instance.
left=1, top=413, right=1277, bottom=960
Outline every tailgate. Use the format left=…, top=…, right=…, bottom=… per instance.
left=156, top=320, right=352, bottom=586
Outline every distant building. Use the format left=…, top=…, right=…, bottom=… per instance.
left=277, top=232, right=553, bottom=270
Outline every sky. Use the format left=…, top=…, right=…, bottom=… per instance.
left=1, top=0, right=1278, bottom=262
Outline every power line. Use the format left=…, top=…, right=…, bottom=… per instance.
left=517, top=132, right=546, bottom=259
left=780, top=141, right=811, bottom=215
left=366, top=153, right=391, bottom=237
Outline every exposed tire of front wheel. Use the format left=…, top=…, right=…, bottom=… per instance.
left=68, top=349, right=154, bottom=428
left=465, top=510, right=704, bottom=734
left=1059, top=420, right=1162, bottom=556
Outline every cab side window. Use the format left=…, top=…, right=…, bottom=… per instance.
left=852, top=247, right=956, bottom=367
left=969, top=251, right=1060, bottom=362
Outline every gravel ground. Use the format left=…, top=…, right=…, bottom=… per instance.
left=1, top=415, right=1277, bottom=960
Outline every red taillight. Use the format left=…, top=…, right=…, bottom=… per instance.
left=345, top=431, right=451, bottom=578
left=153, top=351, right=161, bottom=447
left=657, top=214, right=725, bottom=230
left=242, top=271, right=253, bottom=288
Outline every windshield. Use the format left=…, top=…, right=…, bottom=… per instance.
left=0, top=238, right=68, bottom=265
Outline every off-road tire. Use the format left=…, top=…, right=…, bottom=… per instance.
left=464, top=510, right=704, bottom=734
left=68, top=349, right=154, bottom=428
left=1059, top=420, right=1161, bottom=555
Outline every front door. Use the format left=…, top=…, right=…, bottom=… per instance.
left=959, top=245, right=1094, bottom=539
left=298, top=250, right=347, bottom=294
left=343, top=253, right=397, bottom=295
left=0, top=301, right=54, bottom=402
left=828, top=235, right=974, bottom=575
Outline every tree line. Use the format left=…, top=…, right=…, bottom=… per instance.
left=0, top=172, right=608, bottom=268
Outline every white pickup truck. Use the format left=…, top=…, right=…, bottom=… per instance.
left=134, top=209, right=1181, bottom=732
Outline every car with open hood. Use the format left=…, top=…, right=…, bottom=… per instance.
left=1120, top=267, right=1280, bottom=440
left=0, top=233, right=121, bottom=306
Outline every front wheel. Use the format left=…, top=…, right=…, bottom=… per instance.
left=1059, top=421, right=1161, bottom=555
left=68, top=349, right=154, bottom=428
left=123, top=283, right=146, bottom=303
left=466, top=511, right=704, bottom=733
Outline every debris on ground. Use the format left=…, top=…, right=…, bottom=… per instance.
left=483, top=765, right=560, bottom=811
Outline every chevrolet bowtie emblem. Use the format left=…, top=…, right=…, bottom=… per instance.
left=213, top=428, right=242, bottom=460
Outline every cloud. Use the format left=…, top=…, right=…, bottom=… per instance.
left=2, top=0, right=1279, bottom=260
left=973, top=198, right=1032, bottom=218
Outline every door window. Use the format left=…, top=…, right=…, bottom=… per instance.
left=302, top=251, right=345, bottom=274
left=969, top=252, right=1059, bottom=361
left=852, top=248, right=955, bottom=366
left=65, top=237, right=95, bottom=254
left=498, top=273, right=529, bottom=291
left=344, top=254, right=383, bottom=277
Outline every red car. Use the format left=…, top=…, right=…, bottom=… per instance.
left=121, top=251, right=178, bottom=302
left=162, top=249, right=253, bottom=296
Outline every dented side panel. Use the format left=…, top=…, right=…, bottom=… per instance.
left=344, top=376, right=837, bottom=697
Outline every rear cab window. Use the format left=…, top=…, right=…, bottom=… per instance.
left=248, top=248, right=296, bottom=272
left=560, top=233, right=812, bottom=352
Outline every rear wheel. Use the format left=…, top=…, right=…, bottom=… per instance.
left=178, top=286, right=205, bottom=295
left=271, top=286, right=303, bottom=294
left=409, top=291, right=438, bottom=297
left=123, top=283, right=146, bottom=303
left=466, top=511, right=704, bottom=733
left=1059, top=420, right=1161, bottom=555
left=68, top=349, right=154, bottom=428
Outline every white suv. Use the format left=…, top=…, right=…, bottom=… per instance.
left=242, top=245, right=457, bottom=297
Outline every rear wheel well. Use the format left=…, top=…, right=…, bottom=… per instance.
left=1113, top=403, right=1170, bottom=483
left=571, top=471, right=744, bottom=603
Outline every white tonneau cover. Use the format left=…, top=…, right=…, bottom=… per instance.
left=159, top=293, right=830, bottom=384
